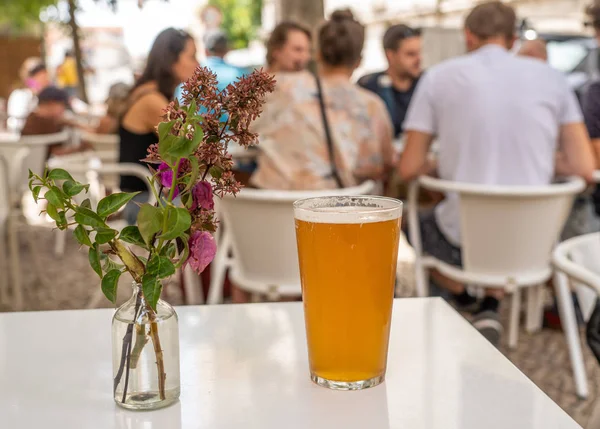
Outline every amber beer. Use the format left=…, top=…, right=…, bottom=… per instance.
left=294, top=196, right=402, bottom=390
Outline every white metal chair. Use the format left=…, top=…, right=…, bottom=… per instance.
left=0, top=131, right=71, bottom=310
left=408, top=176, right=585, bottom=350
left=552, top=232, right=600, bottom=399
left=208, top=181, right=376, bottom=304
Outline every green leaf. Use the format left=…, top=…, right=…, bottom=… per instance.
left=209, top=166, right=223, bottom=180
left=62, top=180, right=85, bottom=197
left=32, top=186, right=42, bottom=202
left=57, top=211, right=67, bottom=230
left=119, top=226, right=147, bottom=248
left=142, top=274, right=162, bottom=311
left=74, top=225, right=92, bottom=247
left=157, top=121, right=175, bottom=141
left=88, top=245, right=103, bottom=278
left=164, top=136, right=197, bottom=160
left=158, top=134, right=178, bottom=164
left=46, top=203, right=59, bottom=222
left=137, top=204, right=163, bottom=245
left=48, top=168, right=74, bottom=182
left=75, top=207, right=107, bottom=228
left=97, top=192, right=140, bottom=218
left=103, top=257, right=123, bottom=273
left=146, top=255, right=176, bottom=279
left=159, top=242, right=177, bottom=258
left=94, top=227, right=117, bottom=245
left=182, top=156, right=199, bottom=194
left=44, top=188, right=64, bottom=209
left=191, top=124, right=204, bottom=147
left=101, top=269, right=121, bottom=305
left=181, top=192, right=192, bottom=209
left=174, top=233, right=190, bottom=269
left=159, top=206, right=191, bottom=240
left=80, top=198, right=92, bottom=210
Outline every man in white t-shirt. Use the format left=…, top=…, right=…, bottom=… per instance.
left=399, top=0, right=595, bottom=345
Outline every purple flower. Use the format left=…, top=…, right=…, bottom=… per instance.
left=158, top=162, right=179, bottom=198
left=192, top=181, right=214, bottom=211
left=186, top=231, right=217, bottom=274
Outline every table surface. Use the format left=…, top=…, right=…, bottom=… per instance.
left=0, top=298, right=581, bottom=429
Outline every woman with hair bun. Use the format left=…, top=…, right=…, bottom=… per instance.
left=251, top=9, right=394, bottom=191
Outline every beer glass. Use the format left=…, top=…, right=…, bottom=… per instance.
left=294, top=196, right=402, bottom=390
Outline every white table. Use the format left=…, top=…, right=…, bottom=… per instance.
left=0, top=298, right=581, bottom=429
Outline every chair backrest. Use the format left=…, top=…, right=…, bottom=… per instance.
left=219, top=181, right=376, bottom=291
left=16, top=131, right=71, bottom=193
left=49, top=153, right=157, bottom=208
left=419, top=175, right=585, bottom=281
left=553, top=232, right=600, bottom=322
left=77, top=130, right=119, bottom=163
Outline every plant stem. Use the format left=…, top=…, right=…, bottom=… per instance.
left=148, top=312, right=167, bottom=400
left=129, top=323, right=148, bottom=369
left=113, top=290, right=142, bottom=397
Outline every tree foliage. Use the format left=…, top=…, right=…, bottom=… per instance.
left=0, top=0, right=59, bottom=28
left=207, top=0, right=263, bottom=50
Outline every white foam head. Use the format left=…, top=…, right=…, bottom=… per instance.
left=293, top=196, right=402, bottom=224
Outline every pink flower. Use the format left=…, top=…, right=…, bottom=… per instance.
left=186, top=231, right=217, bottom=274
left=192, top=181, right=214, bottom=211
left=158, top=162, right=180, bottom=198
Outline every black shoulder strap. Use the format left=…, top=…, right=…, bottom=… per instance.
left=314, top=72, right=344, bottom=189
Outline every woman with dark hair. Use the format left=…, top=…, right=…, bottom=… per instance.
left=251, top=10, right=394, bottom=191
left=120, top=28, right=198, bottom=223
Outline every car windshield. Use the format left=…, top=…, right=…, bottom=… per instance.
left=546, top=39, right=592, bottom=73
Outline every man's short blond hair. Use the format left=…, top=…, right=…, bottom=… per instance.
left=465, top=1, right=517, bottom=41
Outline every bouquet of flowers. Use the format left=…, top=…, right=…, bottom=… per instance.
left=28, top=67, right=275, bottom=405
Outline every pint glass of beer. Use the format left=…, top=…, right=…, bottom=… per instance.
left=294, top=196, right=402, bottom=390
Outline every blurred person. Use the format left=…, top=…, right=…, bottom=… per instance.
left=119, top=28, right=198, bottom=224
left=358, top=24, right=422, bottom=138
left=517, top=39, right=548, bottom=62
left=243, top=10, right=393, bottom=303
left=399, top=1, right=595, bottom=345
left=56, top=50, right=79, bottom=98
left=95, top=82, right=130, bottom=135
left=266, top=21, right=312, bottom=73
left=175, top=30, right=244, bottom=102
left=582, top=2, right=600, bottom=217
left=252, top=10, right=394, bottom=191
left=202, top=30, right=246, bottom=91
left=21, top=86, right=91, bottom=157
left=7, top=59, right=51, bottom=129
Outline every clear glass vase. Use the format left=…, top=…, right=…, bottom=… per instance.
left=112, top=283, right=180, bottom=410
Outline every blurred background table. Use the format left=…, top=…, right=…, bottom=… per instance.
left=0, top=298, right=581, bottom=429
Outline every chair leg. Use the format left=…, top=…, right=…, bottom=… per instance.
left=508, top=288, right=521, bottom=349
left=208, top=230, right=231, bottom=305
left=554, top=271, right=589, bottom=399
left=7, top=215, right=23, bottom=311
left=54, top=229, right=67, bottom=257
left=525, top=285, right=544, bottom=334
left=183, top=265, right=203, bottom=305
left=0, top=225, right=9, bottom=304
left=414, top=258, right=429, bottom=298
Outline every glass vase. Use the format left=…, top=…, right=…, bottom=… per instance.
left=112, top=283, right=180, bottom=410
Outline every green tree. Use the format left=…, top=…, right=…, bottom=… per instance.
left=0, top=0, right=59, bottom=29
left=0, top=1, right=166, bottom=102
left=208, top=0, right=262, bottom=50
